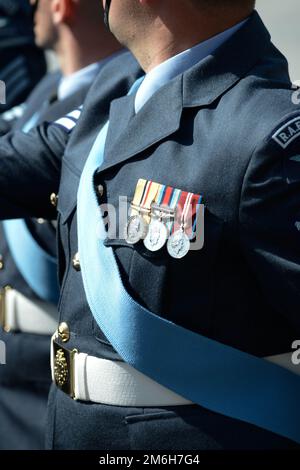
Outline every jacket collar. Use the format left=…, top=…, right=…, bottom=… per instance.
left=99, top=11, right=271, bottom=174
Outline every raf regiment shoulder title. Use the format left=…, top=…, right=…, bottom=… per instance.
left=124, top=178, right=204, bottom=259
left=272, top=116, right=300, bottom=149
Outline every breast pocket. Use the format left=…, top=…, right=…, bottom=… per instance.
left=103, top=209, right=224, bottom=335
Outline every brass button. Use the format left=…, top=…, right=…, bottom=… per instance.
left=0, top=255, right=4, bottom=270
left=72, top=252, right=81, bottom=272
left=97, top=184, right=104, bottom=198
left=50, top=193, right=58, bottom=208
left=58, top=322, right=70, bottom=343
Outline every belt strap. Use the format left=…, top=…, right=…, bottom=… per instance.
left=77, top=80, right=300, bottom=443
left=51, top=334, right=192, bottom=406
left=1, top=287, right=57, bottom=334
left=2, top=219, right=59, bottom=303
left=51, top=338, right=300, bottom=407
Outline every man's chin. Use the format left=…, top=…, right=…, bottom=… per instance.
left=34, top=36, right=53, bottom=51
left=34, top=38, right=44, bottom=49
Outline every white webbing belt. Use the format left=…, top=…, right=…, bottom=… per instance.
left=51, top=333, right=192, bottom=406
left=74, top=353, right=194, bottom=406
left=51, top=331, right=300, bottom=407
left=1, top=288, right=58, bottom=335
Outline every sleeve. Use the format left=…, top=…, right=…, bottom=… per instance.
left=0, top=121, right=70, bottom=219
left=0, top=118, right=14, bottom=136
left=0, top=103, right=27, bottom=136
left=239, top=112, right=300, bottom=327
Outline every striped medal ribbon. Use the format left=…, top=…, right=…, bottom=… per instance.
left=125, top=179, right=160, bottom=244
left=167, top=191, right=203, bottom=259
left=167, top=191, right=192, bottom=259
left=143, top=183, right=177, bottom=252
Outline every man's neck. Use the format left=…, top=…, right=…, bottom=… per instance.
left=133, top=12, right=252, bottom=73
left=55, top=34, right=122, bottom=76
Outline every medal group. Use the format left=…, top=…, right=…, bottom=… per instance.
left=124, top=178, right=203, bottom=259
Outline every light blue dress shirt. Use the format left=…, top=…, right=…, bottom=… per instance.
left=58, top=62, right=102, bottom=101
left=135, top=18, right=248, bottom=113
left=58, top=50, right=125, bottom=101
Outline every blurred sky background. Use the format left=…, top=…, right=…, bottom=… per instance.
left=257, top=0, right=300, bottom=81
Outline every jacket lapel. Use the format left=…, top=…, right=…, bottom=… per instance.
left=100, top=76, right=184, bottom=172
left=40, top=87, right=87, bottom=123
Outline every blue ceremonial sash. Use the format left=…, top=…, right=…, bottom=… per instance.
left=1, top=110, right=59, bottom=304
left=2, top=219, right=59, bottom=303
left=21, top=110, right=41, bottom=133
left=77, top=80, right=300, bottom=444
left=21, top=96, right=52, bottom=133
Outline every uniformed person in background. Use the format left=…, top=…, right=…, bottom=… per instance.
left=0, top=0, right=126, bottom=450
left=0, top=0, right=46, bottom=111
left=0, top=0, right=299, bottom=450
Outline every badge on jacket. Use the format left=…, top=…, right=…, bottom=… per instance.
left=124, top=178, right=204, bottom=259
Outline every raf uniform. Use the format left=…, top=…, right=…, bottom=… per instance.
left=0, top=0, right=46, bottom=111
left=0, top=71, right=61, bottom=135
left=0, top=62, right=102, bottom=450
left=0, top=13, right=299, bottom=449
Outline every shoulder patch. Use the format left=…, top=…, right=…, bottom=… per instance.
left=272, top=116, right=300, bottom=149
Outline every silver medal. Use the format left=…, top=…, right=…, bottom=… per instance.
left=124, top=214, right=148, bottom=244
left=167, top=229, right=190, bottom=259
left=143, top=219, right=168, bottom=252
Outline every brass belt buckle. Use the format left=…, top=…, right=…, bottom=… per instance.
left=0, top=286, right=11, bottom=332
left=52, top=339, right=78, bottom=399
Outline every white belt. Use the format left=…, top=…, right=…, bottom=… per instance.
left=51, top=332, right=192, bottom=406
left=51, top=331, right=300, bottom=407
left=0, top=287, right=58, bottom=335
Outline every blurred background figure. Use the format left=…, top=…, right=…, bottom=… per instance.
left=0, top=0, right=46, bottom=111
left=0, top=0, right=121, bottom=450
